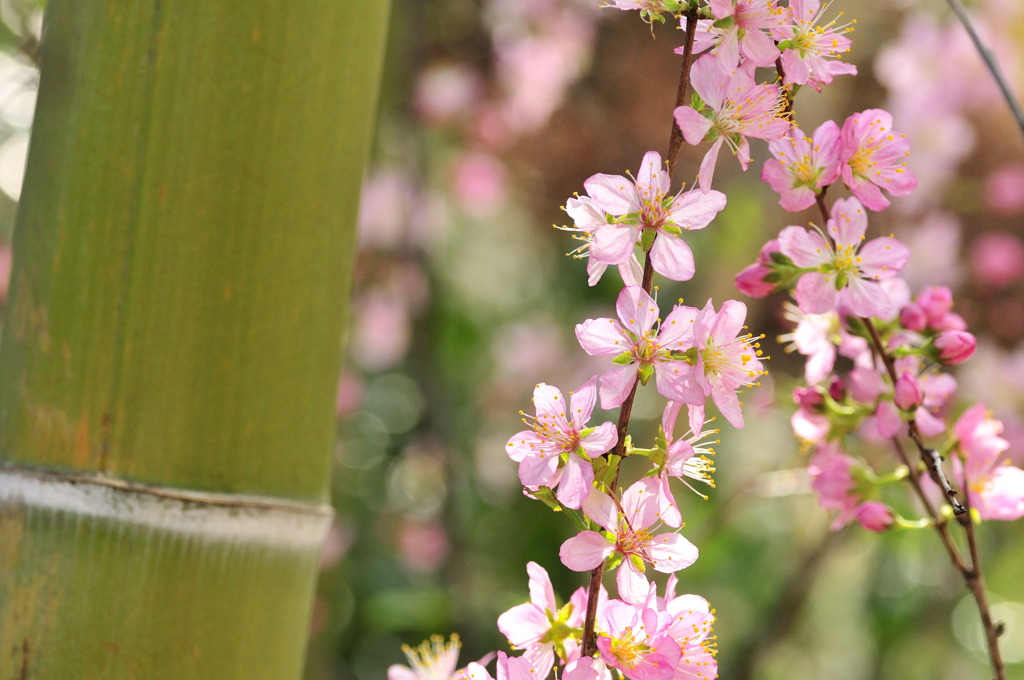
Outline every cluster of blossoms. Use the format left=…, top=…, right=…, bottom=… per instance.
left=389, top=1, right=1021, bottom=678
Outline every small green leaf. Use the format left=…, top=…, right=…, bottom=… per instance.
left=612, top=351, right=635, bottom=366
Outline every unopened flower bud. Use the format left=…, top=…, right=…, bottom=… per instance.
left=856, top=501, right=894, bottom=532
left=793, top=386, right=823, bottom=410
left=935, top=330, right=976, bottom=365
left=828, top=376, right=847, bottom=402
left=936, top=312, right=967, bottom=332
left=916, top=285, right=954, bottom=328
left=735, top=263, right=776, bottom=297
left=894, top=373, right=922, bottom=410
left=899, top=302, right=927, bottom=332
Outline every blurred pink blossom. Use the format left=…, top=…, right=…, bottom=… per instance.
left=985, top=163, right=1024, bottom=215
left=970, top=232, right=1024, bottom=288
left=397, top=517, right=450, bottom=573
left=414, top=63, right=482, bottom=126
left=350, top=290, right=412, bottom=371
left=450, top=151, right=508, bottom=216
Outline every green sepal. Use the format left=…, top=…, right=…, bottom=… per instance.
left=629, top=447, right=655, bottom=459
left=769, top=251, right=795, bottom=266
left=605, top=551, right=624, bottom=572
left=638, top=362, right=655, bottom=385
left=612, top=351, right=635, bottom=366
left=629, top=553, right=647, bottom=574
left=776, top=38, right=794, bottom=51
left=640, top=229, right=657, bottom=252
left=835, top=272, right=848, bottom=291
left=712, top=16, right=735, bottom=30
left=690, top=91, right=705, bottom=112
left=563, top=507, right=592, bottom=533
left=661, top=223, right=684, bottom=237
left=595, top=454, right=621, bottom=491
left=527, top=486, right=565, bottom=513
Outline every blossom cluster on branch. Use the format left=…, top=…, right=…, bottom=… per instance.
left=387, top=1, right=1022, bottom=679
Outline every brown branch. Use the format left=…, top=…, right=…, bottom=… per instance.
left=666, top=8, right=699, bottom=179
left=581, top=10, right=699, bottom=651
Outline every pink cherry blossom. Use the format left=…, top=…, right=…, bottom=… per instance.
left=575, top=286, right=700, bottom=409
left=656, top=576, right=717, bottom=680
left=497, top=562, right=581, bottom=673
left=761, top=121, right=842, bottom=212
left=595, top=600, right=681, bottom=680
left=894, top=372, right=922, bottom=410
left=461, top=652, right=549, bottom=680
left=953, top=403, right=1024, bottom=521
left=686, top=0, right=784, bottom=70
left=581, top=151, right=727, bottom=282
left=734, top=239, right=783, bottom=297
left=807, top=442, right=860, bottom=529
left=661, top=401, right=718, bottom=500
left=771, top=0, right=857, bottom=90
left=839, top=109, right=917, bottom=211
left=561, top=195, right=644, bottom=287
left=934, top=330, right=976, bottom=365
left=560, top=478, right=699, bottom=605
left=855, top=501, right=894, bottom=532
left=390, top=635, right=466, bottom=680
left=778, top=196, right=910, bottom=317
left=680, top=299, right=767, bottom=429
left=506, top=377, right=617, bottom=509
left=673, top=54, right=789, bottom=191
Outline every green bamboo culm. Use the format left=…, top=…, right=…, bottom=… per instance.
left=0, top=1, right=390, bottom=678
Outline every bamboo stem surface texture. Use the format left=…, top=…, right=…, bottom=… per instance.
left=0, top=2, right=390, bottom=677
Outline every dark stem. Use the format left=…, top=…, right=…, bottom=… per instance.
left=666, top=8, right=699, bottom=179
left=580, top=563, right=606, bottom=657
left=959, top=499, right=1007, bottom=680
left=861, top=317, right=965, bottom=515
left=888, top=436, right=967, bottom=572
left=581, top=11, right=698, bottom=647
left=580, top=249, right=654, bottom=659
left=945, top=0, right=1024, bottom=140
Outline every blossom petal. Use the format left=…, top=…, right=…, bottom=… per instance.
left=556, top=455, right=595, bottom=510
left=526, top=561, right=557, bottom=612
left=616, top=285, right=659, bottom=336
left=497, top=603, right=549, bottom=648
left=591, top=223, right=639, bottom=265
left=598, top=365, right=639, bottom=410
left=560, top=531, right=614, bottom=571
left=584, top=173, right=636, bottom=216
left=576, top=318, right=628, bottom=356
left=650, top=234, right=696, bottom=281
left=569, top=376, right=599, bottom=429
left=647, top=532, right=700, bottom=572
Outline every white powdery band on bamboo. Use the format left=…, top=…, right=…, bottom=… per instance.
left=0, top=466, right=334, bottom=550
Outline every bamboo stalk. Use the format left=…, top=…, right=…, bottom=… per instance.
left=0, top=1, right=390, bottom=677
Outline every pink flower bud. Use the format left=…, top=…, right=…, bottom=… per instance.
left=894, top=373, right=922, bottom=410
left=828, top=376, right=847, bottom=402
left=793, top=386, right=823, bottom=410
left=856, top=501, right=894, bottom=532
left=899, top=302, right=927, bottom=332
left=935, top=330, right=976, bottom=365
left=735, top=239, right=782, bottom=297
left=916, top=285, right=953, bottom=328
left=936, top=312, right=967, bottom=332
left=735, top=263, right=775, bottom=297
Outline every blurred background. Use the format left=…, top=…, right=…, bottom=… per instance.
left=0, top=1, right=1022, bottom=678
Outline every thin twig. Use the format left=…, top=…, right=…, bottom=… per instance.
left=945, top=0, right=1024, bottom=140
left=666, top=8, right=699, bottom=179
left=580, top=11, right=698, bottom=655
